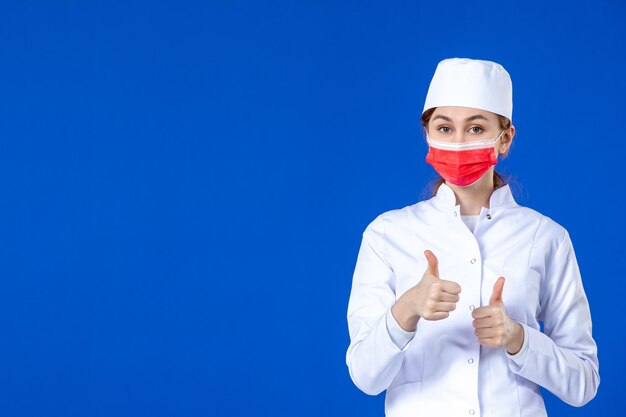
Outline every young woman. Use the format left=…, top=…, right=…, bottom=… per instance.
left=345, top=58, right=600, bottom=416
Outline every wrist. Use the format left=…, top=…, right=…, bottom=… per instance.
left=391, top=300, right=419, bottom=332
left=505, top=322, right=524, bottom=355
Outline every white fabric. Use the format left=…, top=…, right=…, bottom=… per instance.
left=427, top=131, right=504, bottom=151
left=346, top=183, right=599, bottom=417
left=422, top=57, right=513, bottom=121
left=385, top=308, right=415, bottom=350
left=461, top=214, right=480, bottom=234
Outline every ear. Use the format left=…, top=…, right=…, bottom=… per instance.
left=499, top=125, right=515, bottom=154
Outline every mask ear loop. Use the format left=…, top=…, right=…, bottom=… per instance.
left=494, top=129, right=506, bottom=155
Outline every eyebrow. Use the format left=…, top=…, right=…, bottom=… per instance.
left=432, top=114, right=489, bottom=123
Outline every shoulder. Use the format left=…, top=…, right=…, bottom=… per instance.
left=515, top=205, right=571, bottom=255
left=363, top=200, right=429, bottom=237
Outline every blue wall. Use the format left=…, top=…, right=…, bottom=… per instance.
left=0, top=1, right=623, bottom=415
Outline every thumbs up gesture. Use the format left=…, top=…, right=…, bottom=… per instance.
left=471, top=277, right=524, bottom=354
left=391, top=250, right=462, bottom=332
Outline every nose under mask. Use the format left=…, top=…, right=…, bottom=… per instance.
left=425, top=131, right=504, bottom=187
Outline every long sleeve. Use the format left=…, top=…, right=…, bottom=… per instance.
left=506, top=230, right=600, bottom=406
left=345, top=217, right=412, bottom=395
left=386, top=308, right=416, bottom=350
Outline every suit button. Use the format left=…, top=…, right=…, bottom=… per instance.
left=470, top=258, right=476, bottom=264
left=469, top=305, right=475, bottom=311
left=486, top=213, right=492, bottom=219
left=454, top=212, right=458, bottom=217
left=468, top=358, right=474, bottom=364
left=469, top=409, right=475, bottom=415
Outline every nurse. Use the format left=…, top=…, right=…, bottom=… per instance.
left=345, top=58, right=600, bottom=417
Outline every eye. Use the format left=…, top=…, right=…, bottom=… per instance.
left=469, top=126, right=483, bottom=134
left=437, top=126, right=452, bottom=134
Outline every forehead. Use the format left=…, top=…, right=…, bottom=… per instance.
left=431, top=106, right=498, bottom=123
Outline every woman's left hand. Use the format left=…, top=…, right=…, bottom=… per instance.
left=471, top=277, right=524, bottom=354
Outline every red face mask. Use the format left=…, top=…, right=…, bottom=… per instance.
left=425, top=131, right=504, bottom=187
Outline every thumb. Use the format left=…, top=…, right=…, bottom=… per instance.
left=423, top=250, right=439, bottom=278
left=489, top=277, right=505, bottom=305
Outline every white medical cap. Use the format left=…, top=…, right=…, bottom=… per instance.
left=422, top=57, right=513, bottom=121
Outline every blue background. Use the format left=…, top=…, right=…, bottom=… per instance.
left=0, top=1, right=623, bottom=416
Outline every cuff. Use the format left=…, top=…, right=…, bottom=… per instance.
left=505, top=322, right=529, bottom=367
left=385, top=308, right=415, bottom=350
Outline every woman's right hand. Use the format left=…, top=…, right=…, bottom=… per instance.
left=391, top=250, right=462, bottom=332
